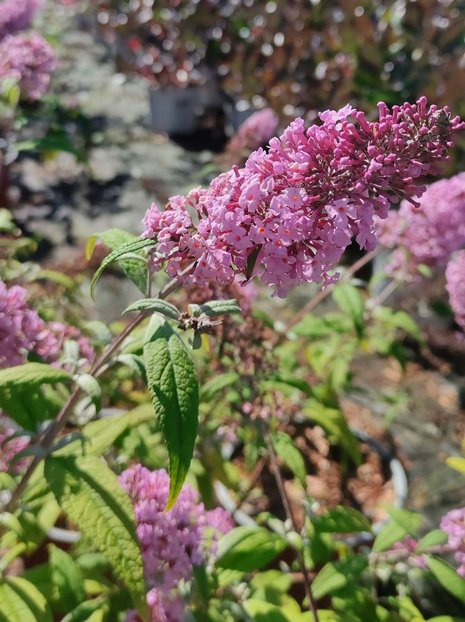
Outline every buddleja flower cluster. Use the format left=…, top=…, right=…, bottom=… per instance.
left=120, top=465, right=233, bottom=622
left=391, top=506, right=465, bottom=577
left=440, top=507, right=465, bottom=577
left=0, top=0, right=56, bottom=101
left=377, top=173, right=465, bottom=279
left=0, top=32, right=56, bottom=100
left=0, top=0, right=42, bottom=40
left=445, top=251, right=465, bottom=330
left=226, top=108, right=279, bottom=158
left=0, top=279, right=93, bottom=369
left=143, top=98, right=463, bottom=296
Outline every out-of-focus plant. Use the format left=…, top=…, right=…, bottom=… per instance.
left=0, top=0, right=92, bottom=212
left=84, top=0, right=465, bottom=130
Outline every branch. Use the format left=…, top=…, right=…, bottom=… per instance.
left=4, top=268, right=188, bottom=513
left=265, top=435, right=320, bottom=622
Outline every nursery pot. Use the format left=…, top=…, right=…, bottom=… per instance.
left=148, top=81, right=223, bottom=135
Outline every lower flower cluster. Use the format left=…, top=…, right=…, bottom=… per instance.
left=119, top=465, right=233, bottom=622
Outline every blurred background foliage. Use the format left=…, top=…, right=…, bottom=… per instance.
left=86, top=0, right=465, bottom=122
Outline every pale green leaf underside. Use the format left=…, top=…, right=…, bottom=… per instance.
left=90, top=235, right=156, bottom=298
left=0, top=576, right=52, bottom=622
left=55, top=403, right=154, bottom=458
left=44, top=455, right=148, bottom=618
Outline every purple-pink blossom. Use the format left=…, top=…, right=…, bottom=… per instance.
left=377, top=173, right=465, bottom=279
left=143, top=98, right=463, bottom=297
left=0, top=32, right=56, bottom=100
left=0, top=279, right=94, bottom=369
left=0, top=0, right=43, bottom=40
left=44, top=321, right=95, bottom=370
left=119, top=465, right=233, bottom=622
left=440, top=507, right=465, bottom=577
left=226, top=108, right=279, bottom=156
left=0, top=424, right=30, bottom=473
left=0, top=280, right=54, bottom=368
left=446, top=251, right=465, bottom=330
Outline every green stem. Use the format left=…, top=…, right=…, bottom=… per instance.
left=265, top=435, right=320, bottom=622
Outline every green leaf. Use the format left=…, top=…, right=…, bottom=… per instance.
left=0, top=576, right=52, bottom=622
left=390, top=311, right=422, bottom=341
left=395, top=595, right=424, bottom=620
left=271, top=432, right=307, bottom=486
left=0, top=363, right=71, bottom=388
left=312, top=555, right=368, bottom=600
left=0, top=364, right=70, bottom=429
left=313, top=506, right=372, bottom=534
left=61, top=597, right=108, bottom=622
left=200, top=372, right=239, bottom=402
left=446, top=457, right=465, bottom=474
left=55, top=404, right=154, bottom=458
left=90, top=236, right=156, bottom=298
left=91, top=229, right=153, bottom=294
left=293, top=313, right=352, bottom=338
left=75, top=374, right=101, bottom=413
left=243, top=599, right=292, bottom=622
left=144, top=320, right=199, bottom=509
left=305, top=401, right=361, bottom=465
left=84, top=321, right=113, bottom=345
left=333, top=283, right=365, bottom=338
left=246, top=245, right=261, bottom=280
left=36, top=269, right=75, bottom=289
left=373, top=520, right=410, bottom=553
left=373, top=509, right=422, bottom=554
left=189, top=299, right=241, bottom=317
left=15, top=129, right=82, bottom=159
left=268, top=374, right=314, bottom=397
left=216, top=527, right=287, bottom=572
left=0, top=208, right=17, bottom=233
left=123, top=298, right=180, bottom=320
left=49, top=545, right=86, bottom=613
left=427, top=617, right=465, bottom=621
left=44, top=455, right=148, bottom=618
left=428, top=557, right=465, bottom=603
left=416, top=529, right=448, bottom=553
left=250, top=570, right=293, bottom=596
left=387, top=507, right=422, bottom=536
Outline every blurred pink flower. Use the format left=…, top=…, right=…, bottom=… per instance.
left=0, top=32, right=56, bottom=100
left=440, top=507, right=465, bottom=577
left=0, top=0, right=43, bottom=40
left=227, top=108, right=279, bottom=155
left=446, top=251, right=465, bottom=330
left=0, top=425, right=29, bottom=473
left=0, top=279, right=94, bottom=370
left=120, top=465, right=233, bottom=622
left=378, top=173, right=465, bottom=279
